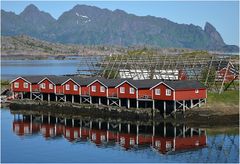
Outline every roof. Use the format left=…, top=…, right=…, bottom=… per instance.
left=129, top=79, right=161, bottom=89
left=99, top=78, right=127, bottom=87
left=71, top=76, right=99, bottom=86
left=164, top=80, right=206, bottom=90
left=21, top=75, right=51, bottom=84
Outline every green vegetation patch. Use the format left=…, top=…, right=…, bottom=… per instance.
left=207, top=90, right=239, bottom=105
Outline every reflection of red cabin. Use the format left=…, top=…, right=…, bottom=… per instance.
left=41, top=124, right=56, bottom=138
left=152, top=135, right=207, bottom=154
left=63, top=127, right=80, bottom=142
left=118, top=133, right=137, bottom=150
left=13, top=121, right=40, bottom=136
left=89, top=129, right=107, bottom=145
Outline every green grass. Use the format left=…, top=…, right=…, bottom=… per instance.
left=207, top=90, right=239, bottom=105
left=1, top=80, right=10, bottom=86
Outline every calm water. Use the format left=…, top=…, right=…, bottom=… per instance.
left=1, top=59, right=90, bottom=80
left=1, top=107, right=239, bottom=163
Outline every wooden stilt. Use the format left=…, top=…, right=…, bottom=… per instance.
left=136, top=124, right=139, bottom=145
left=99, top=121, right=101, bottom=129
left=164, top=122, right=166, bottom=137
left=72, top=95, right=74, bottom=103
left=119, top=99, right=121, bottom=107
left=174, top=101, right=177, bottom=119
left=107, top=98, right=109, bottom=106
left=55, top=95, right=57, bottom=101
left=48, top=94, right=50, bottom=102
left=191, top=99, right=193, bottom=108
left=198, top=99, right=201, bottom=107
left=163, top=101, right=166, bottom=119
left=127, top=124, right=130, bottom=133
left=48, top=115, right=50, bottom=124
left=80, top=96, right=82, bottom=104
left=64, top=95, right=66, bottom=102
left=41, top=94, right=43, bottom=101
left=136, top=100, right=139, bottom=109
left=183, top=100, right=186, bottom=118
left=30, top=92, right=32, bottom=100
left=119, top=123, right=121, bottom=131
left=152, top=100, right=155, bottom=117
left=98, top=97, right=101, bottom=105
left=90, top=97, right=92, bottom=104
left=90, top=121, right=92, bottom=129
left=72, top=119, right=74, bottom=127
left=127, top=99, right=130, bottom=108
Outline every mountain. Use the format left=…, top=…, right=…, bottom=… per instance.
left=1, top=4, right=239, bottom=52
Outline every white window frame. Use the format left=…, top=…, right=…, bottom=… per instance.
left=41, top=83, right=45, bottom=89
left=120, top=87, right=125, bottom=93
left=74, top=85, right=78, bottom=91
left=66, top=84, right=70, bottom=90
left=14, top=82, right=19, bottom=88
left=166, top=89, right=171, bottom=96
left=49, top=83, right=53, bottom=89
left=129, top=87, right=135, bottom=94
left=100, top=86, right=105, bottom=92
left=195, top=89, right=199, bottom=94
left=23, top=82, right=28, bottom=88
left=155, top=89, right=160, bottom=95
left=92, top=85, right=96, bottom=92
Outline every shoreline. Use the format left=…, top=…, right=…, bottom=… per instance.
left=8, top=99, right=239, bottom=128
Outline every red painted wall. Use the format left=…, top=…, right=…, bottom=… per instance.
left=175, top=89, right=206, bottom=100
left=152, top=84, right=174, bottom=100
left=138, top=89, right=152, bottom=99
left=11, top=78, right=31, bottom=92
left=56, top=85, right=64, bottom=94
left=89, top=81, right=107, bottom=97
left=62, top=80, right=80, bottom=95
left=31, top=84, right=40, bottom=92
left=117, top=82, right=137, bottom=99
left=81, top=86, right=90, bottom=96
left=108, top=88, right=118, bottom=97
left=39, top=79, right=55, bottom=93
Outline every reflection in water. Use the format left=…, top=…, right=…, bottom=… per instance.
left=12, top=113, right=207, bottom=154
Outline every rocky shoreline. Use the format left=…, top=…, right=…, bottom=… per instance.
left=8, top=99, right=239, bottom=128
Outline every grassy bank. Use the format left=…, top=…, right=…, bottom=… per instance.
left=205, top=90, right=239, bottom=115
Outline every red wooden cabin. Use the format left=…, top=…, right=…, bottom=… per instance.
left=150, top=80, right=207, bottom=101
left=87, top=80, right=108, bottom=97
left=61, top=78, right=81, bottom=95
left=115, top=80, right=137, bottom=99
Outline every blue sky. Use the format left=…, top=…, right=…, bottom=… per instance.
left=1, top=1, right=239, bottom=45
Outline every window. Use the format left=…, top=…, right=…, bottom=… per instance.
left=120, top=87, right=125, bottom=93
left=74, top=85, right=78, bottom=91
left=166, top=89, right=171, bottom=96
left=195, top=89, right=199, bottom=94
left=155, top=89, right=160, bottom=95
left=41, top=83, right=45, bottom=89
left=23, top=82, right=28, bottom=88
left=92, top=85, right=96, bottom=92
left=14, top=82, right=19, bottom=88
left=66, top=84, right=70, bottom=90
left=100, top=86, right=105, bottom=92
left=129, top=87, right=135, bottom=94
left=49, top=84, right=53, bottom=89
